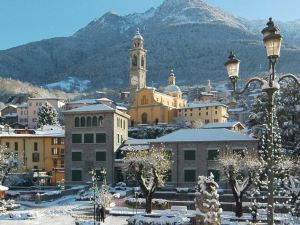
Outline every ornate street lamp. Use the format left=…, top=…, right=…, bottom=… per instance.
left=89, top=169, right=99, bottom=225
left=225, top=18, right=300, bottom=225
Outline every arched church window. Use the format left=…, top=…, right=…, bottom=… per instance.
left=99, top=116, right=104, bottom=126
left=141, top=56, right=145, bottom=68
left=132, top=55, right=137, bottom=67
left=75, top=117, right=80, bottom=127
left=86, top=116, right=91, bottom=127
left=92, top=116, right=97, bottom=126
left=141, top=96, right=147, bottom=105
left=80, top=117, right=85, bottom=127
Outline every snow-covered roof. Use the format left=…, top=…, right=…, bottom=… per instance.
left=67, top=98, right=98, bottom=104
left=64, top=104, right=130, bottom=118
left=1, top=104, right=17, bottom=109
left=150, top=128, right=256, bottom=143
left=17, top=103, right=28, bottom=108
left=228, top=107, right=244, bottom=112
left=0, top=127, right=64, bottom=138
left=0, top=185, right=8, bottom=191
left=179, top=102, right=227, bottom=109
left=3, top=113, right=18, bottom=118
left=97, top=97, right=112, bottom=102
left=164, top=84, right=181, bottom=93
left=202, top=121, right=245, bottom=129
left=125, top=138, right=155, bottom=145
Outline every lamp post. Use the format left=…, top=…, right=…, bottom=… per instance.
left=89, top=169, right=99, bottom=225
left=224, top=18, right=300, bottom=225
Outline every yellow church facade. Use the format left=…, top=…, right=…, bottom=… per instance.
left=128, top=29, right=186, bottom=126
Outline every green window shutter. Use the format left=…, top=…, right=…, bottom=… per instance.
left=208, top=150, right=219, bottom=160
left=96, top=133, right=106, bottom=143
left=84, top=133, right=94, bottom=143
left=208, top=170, right=220, bottom=182
left=96, top=152, right=106, bottom=161
left=184, top=150, right=195, bottom=160
left=72, top=134, right=82, bottom=143
left=184, top=170, right=196, bottom=182
left=72, top=170, right=82, bottom=181
left=72, top=152, right=82, bottom=161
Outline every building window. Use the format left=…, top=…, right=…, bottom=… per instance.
left=98, top=116, right=103, bottom=126
left=117, top=134, right=120, bottom=143
left=72, top=152, right=82, bottom=161
left=75, top=117, right=80, bottom=127
left=6, top=142, right=10, bottom=148
left=167, top=170, right=172, bottom=182
left=34, top=142, right=38, bottom=151
left=179, top=109, right=181, bottom=112
left=52, top=148, right=59, bottom=155
left=184, top=170, right=196, bottom=182
left=61, top=160, right=64, bottom=168
left=80, top=117, right=86, bottom=127
left=206, top=107, right=209, bottom=110
left=199, top=112, right=201, bottom=116
left=52, top=138, right=58, bottom=145
left=14, top=142, right=18, bottom=151
left=32, top=152, right=40, bottom=162
left=86, top=116, right=92, bottom=127
left=190, top=113, right=192, bottom=116
left=60, top=138, right=64, bottom=145
left=208, top=149, right=219, bottom=160
left=72, top=170, right=82, bottom=181
left=123, top=120, right=125, bottom=129
left=96, top=152, right=106, bottom=161
left=184, top=150, right=196, bottom=160
left=92, top=116, right=97, bottom=126
left=61, top=149, right=65, bottom=156
left=205, top=119, right=209, bottom=124
left=208, top=170, right=220, bottom=182
left=72, top=134, right=82, bottom=143
left=215, top=106, right=218, bottom=109
left=96, top=133, right=106, bottom=143
left=53, top=159, right=58, bottom=168
left=206, top=112, right=208, bottom=116
left=214, top=119, right=219, bottom=123
left=215, top=111, right=218, bottom=115
left=84, top=133, right=94, bottom=143
left=141, top=96, right=147, bottom=105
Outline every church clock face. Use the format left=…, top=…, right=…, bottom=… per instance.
left=131, top=76, right=138, bottom=85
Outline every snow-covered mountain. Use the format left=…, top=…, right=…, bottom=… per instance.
left=0, top=0, right=299, bottom=90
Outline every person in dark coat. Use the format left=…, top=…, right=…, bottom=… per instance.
left=96, top=204, right=100, bottom=222
left=100, top=205, right=105, bottom=223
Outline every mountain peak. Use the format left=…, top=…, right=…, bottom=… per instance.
left=153, top=0, right=246, bottom=29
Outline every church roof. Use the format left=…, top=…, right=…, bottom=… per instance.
left=164, top=84, right=181, bottom=93
left=133, top=28, right=143, bottom=40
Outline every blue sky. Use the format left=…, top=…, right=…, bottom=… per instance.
left=0, top=0, right=299, bottom=50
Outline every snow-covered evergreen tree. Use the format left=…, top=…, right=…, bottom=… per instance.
left=195, top=174, right=221, bottom=225
left=37, top=102, right=59, bottom=127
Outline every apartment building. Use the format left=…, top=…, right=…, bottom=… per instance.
left=63, top=104, right=130, bottom=185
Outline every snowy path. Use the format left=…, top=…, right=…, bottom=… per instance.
left=0, top=215, right=129, bottom=225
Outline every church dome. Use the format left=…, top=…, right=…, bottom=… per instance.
left=164, top=84, right=181, bottom=93
left=133, top=28, right=144, bottom=41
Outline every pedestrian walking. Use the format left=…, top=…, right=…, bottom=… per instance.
left=96, top=204, right=100, bottom=222
left=100, top=205, right=106, bottom=223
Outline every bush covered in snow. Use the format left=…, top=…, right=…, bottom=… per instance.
left=125, top=198, right=168, bottom=210
left=127, top=213, right=190, bottom=225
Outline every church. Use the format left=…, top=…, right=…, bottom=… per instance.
left=128, top=29, right=187, bottom=126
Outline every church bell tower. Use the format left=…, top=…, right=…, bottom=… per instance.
left=129, top=29, right=147, bottom=100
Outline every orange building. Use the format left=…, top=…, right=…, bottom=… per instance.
left=0, top=126, right=65, bottom=185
